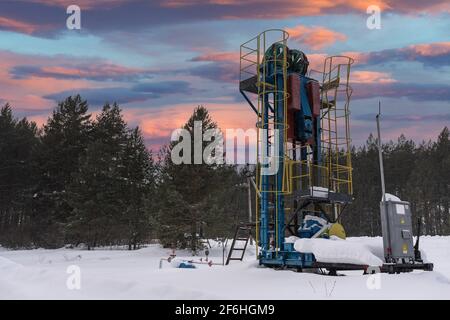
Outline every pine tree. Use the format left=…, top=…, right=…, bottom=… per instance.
left=0, top=104, right=39, bottom=247
left=31, top=95, right=92, bottom=247
left=66, top=103, right=157, bottom=249
left=121, top=127, right=156, bottom=250
left=66, top=103, right=127, bottom=248
left=158, top=106, right=248, bottom=252
left=39, top=95, right=92, bottom=190
left=436, top=127, right=450, bottom=234
left=431, top=127, right=449, bottom=234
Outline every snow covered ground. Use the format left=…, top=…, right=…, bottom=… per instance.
left=1, top=236, right=450, bottom=300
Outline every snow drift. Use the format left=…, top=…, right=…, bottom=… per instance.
left=293, top=237, right=384, bottom=266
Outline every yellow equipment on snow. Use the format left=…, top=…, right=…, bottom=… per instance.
left=328, top=223, right=346, bottom=239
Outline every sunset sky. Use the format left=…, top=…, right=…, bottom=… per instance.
left=0, top=0, right=449, bottom=149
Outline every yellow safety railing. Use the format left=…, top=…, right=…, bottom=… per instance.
left=320, top=56, right=354, bottom=197
left=286, top=159, right=329, bottom=193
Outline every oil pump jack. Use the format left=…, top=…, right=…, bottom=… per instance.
left=236, top=29, right=433, bottom=274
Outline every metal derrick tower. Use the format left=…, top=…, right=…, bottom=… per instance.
left=239, top=29, right=354, bottom=268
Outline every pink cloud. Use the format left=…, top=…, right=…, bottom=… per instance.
left=305, top=53, right=328, bottom=72
left=27, top=114, right=49, bottom=127
left=161, top=0, right=389, bottom=16
left=41, top=0, right=448, bottom=22
left=286, top=25, right=347, bottom=50
left=407, top=42, right=450, bottom=57
left=0, top=0, right=447, bottom=39
left=344, top=41, right=450, bottom=68
left=162, top=0, right=449, bottom=15
left=190, top=51, right=240, bottom=62
left=0, top=16, right=39, bottom=34
left=380, top=122, right=444, bottom=143
left=0, top=51, right=119, bottom=111
left=351, top=71, right=397, bottom=84
left=18, top=64, right=154, bottom=81
left=122, top=102, right=256, bottom=150
left=27, top=0, right=131, bottom=9
left=389, top=0, right=450, bottom=14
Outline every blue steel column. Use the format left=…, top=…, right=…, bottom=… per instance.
left=260, top=91, right=270, bottom=254
left=276, top=69, right=285, bottom=251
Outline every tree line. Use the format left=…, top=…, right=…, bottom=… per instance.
left=0, top=97, right=248, bottom=250
left=344, top=128, right=450, bottom=236
left=0, top=95, right=448, bottom=249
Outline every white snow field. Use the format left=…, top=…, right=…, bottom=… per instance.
left=1, top=236, right=450, bottom=300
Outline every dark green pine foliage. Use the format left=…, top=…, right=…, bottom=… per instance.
left=0, top=104, right=39, bottom=247
left=121, top=127, right=157, bottom=250
left=343, top=134, right=381, bottom=236
left=407, top=127, right=450, bottom=235
left=33, top=95, right=92, bottom=247
left=158, top=106, right=247, bottom=252
left=66, top=103, right=157, bottom=249
left=159, top=106, right=219, bottom=252
left=67, top=103, right=128, bottom=249
left=344, top=127, right=450, bottom=237
left=434, top=128, right=450, bottom=235
left=435, top=128, right=450, bottom=235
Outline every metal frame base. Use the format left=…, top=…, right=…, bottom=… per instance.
left=259, top=249, right=434, bottom=275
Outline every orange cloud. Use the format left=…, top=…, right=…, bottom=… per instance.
left=390, top=0, right=450, bottom=14
left=351, top=71, right=396, bottom=84
left=191, top=51, right=240, bottom=62
left=342, top=51, right=370, bottom=66
left=162, top=0, right=450, bottom=15
left=305, top=53, right=328, bottom=72
left=0, top=75, right=105, bottom=111
left=286, top=25, right=347, bottom=50
left=123, top=102, right=256, bottom=149
left=408, top=42, right=450, bottom=57
left=0, top=16, right=39, bottom=34
left=0, top=51, right=117, bottom=111
left=27, top=0, right=130, bottom=9
left=162, top=0, right=390, bottom=16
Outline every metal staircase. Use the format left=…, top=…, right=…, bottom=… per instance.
left=226, top=224, right=252, bottom=265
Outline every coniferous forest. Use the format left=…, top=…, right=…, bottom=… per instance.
left=0, top=96, right=449, bottom=250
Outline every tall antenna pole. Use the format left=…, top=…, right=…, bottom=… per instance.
left=376, top=101, right=386, bottom=202
left=247, top=178, right=252, bottom=223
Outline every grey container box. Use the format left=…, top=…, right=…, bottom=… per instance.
left=380, top=200, right=415, bottom=262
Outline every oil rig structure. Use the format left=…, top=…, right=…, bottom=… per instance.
left=235, top=29, right=433, bottom=274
